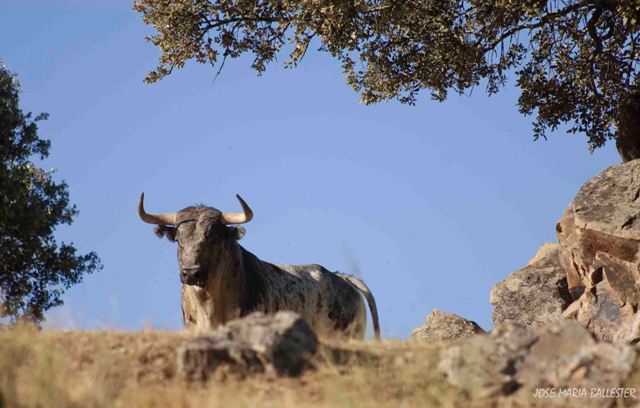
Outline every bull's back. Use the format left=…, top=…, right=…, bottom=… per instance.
left=257, top=260, right=366, bottom=338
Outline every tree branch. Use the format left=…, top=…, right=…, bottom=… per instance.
left=481, top=2, right=588, bottom=52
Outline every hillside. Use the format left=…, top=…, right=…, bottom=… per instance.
left=0, top=327, right=463, bottom=408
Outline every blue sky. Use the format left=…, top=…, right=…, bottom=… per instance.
left=1, top=1, right=620, bottom=337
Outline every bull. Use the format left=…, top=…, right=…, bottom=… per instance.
left=137, top=193, right=381, bottom=339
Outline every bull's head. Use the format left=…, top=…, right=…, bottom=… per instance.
left=137, top=193, right=253, bottom=287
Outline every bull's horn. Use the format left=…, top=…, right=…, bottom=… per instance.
left=222, top=195, right=253, bottom=224
left=137, top=193, right=176, bottom=225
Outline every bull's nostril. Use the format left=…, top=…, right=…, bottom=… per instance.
left=182, top=266, right=200, bottom=276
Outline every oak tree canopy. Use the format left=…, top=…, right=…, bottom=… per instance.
left=134, top=0, right=640, bottom=151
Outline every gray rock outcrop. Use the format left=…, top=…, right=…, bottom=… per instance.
left=490, top=243, right=572, bottom=328
left=439, top=319, right=636, bottom=407
left=410, top=308, right=484, bottom=343
left=557, top=160, right=640, bottom=342
left=177, top=311, right=317, bottom=381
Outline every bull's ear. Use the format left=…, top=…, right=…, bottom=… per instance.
left=224, top=226, right=245, bottom=240
left=154, top=225, right=177, bottom=242
left=233, top=226, right=245, bottom=240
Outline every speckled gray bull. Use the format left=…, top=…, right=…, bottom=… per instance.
left=137, top=193, right=381, bottom=340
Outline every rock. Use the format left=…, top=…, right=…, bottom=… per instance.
left=438, top=323, right=535, bottom=399
left=177, top=311, right=317, bottom=381
left=527, top=242, right=558, bottom=265
left=490, top=244, right=572, bottom=329
left=511, top=321, right=636, bottom=407
left=562, top=272, right=640, bottom=343
left=439, top=319, right=637, bottom=407
left=556, top=160, right=640, bottom=342
left=410, top=308, right=484, bottom=343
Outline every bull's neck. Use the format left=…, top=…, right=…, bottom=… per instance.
left=192, top=241, right=247, bottom=327
left=180, top=241, right=269, bottom=330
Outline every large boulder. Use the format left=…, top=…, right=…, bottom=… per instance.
left=438, top=319, right=637, bottom=407
left=510, top=321, right=636, bottom=407
left=438, top=322, right=534, bottom=399
left=177, top=311, right=317, bottom=381
left=557, top=160, right=640, bottom=343
left=410, top=308, right=484, bottom=343
left=490, top=243, right=572, bottom=329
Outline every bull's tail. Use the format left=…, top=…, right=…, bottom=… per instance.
left=342, top=275, right=381, bottom=340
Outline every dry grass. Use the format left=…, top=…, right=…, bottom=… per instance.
left=0, top=327, right=468, bottom=408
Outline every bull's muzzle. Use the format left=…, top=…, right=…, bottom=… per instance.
left=181, top=266, right=207, bottom=287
